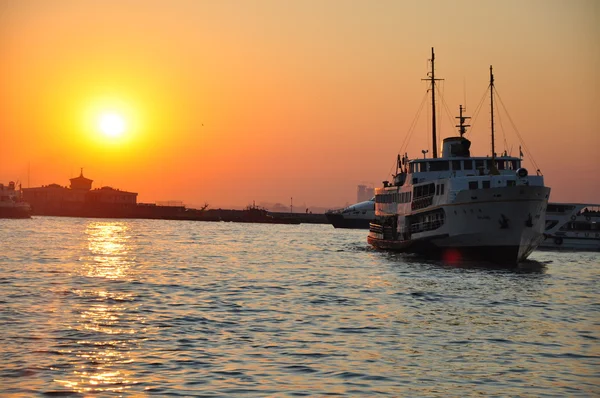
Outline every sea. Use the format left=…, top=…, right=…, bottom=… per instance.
left=0, top=217, right=598, bottom=397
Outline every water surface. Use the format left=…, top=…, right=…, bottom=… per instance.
left=1, top=217, right=598, bottom=396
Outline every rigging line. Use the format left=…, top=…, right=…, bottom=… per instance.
left=466, top=85, right=489, bottom=138
left=435, top=84, right=458, bottom=136
left=493, top=91, right=509, bottom=154
left=398, top=91, right=429, bottom=155
left=495, top=89, right=541, bottom=172
left=426, top=86, right=431, bottom=155
left=438, top=81, right=444, bottom=143
left=386, top=91, right=429, bottom=178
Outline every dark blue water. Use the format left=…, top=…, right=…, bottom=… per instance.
left=1, top=217, right=598, bottom=396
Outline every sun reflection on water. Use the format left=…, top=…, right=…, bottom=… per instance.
left=82, top=221, right=133, bottom=279
left=54, top=221, right=142, bottom=393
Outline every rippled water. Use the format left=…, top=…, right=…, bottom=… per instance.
left=0, top=217, right=598, bottom=396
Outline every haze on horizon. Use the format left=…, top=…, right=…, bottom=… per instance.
left=1, top=0, right=598, bottom=209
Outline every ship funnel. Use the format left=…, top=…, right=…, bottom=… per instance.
left=442, top=137, right=471, bottom=158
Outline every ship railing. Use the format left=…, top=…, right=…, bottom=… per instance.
left=369, top=223, right=383, bottom=234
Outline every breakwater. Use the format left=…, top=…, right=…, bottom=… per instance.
left=28, top=202, right=329, bottom=224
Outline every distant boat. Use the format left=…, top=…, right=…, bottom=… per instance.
left=367, top=49, right=550, bottom=265
left=0, top=181, right=31, bottom=219
left=539, top=203, right=600, bottom=251
left=325, top=198, right=374, bottom=229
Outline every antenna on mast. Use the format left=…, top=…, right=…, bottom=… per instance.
left=422, top=47, right=444, bottom=158
left=455, top=105, right=470, bottom=137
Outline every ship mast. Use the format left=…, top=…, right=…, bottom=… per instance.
left=489, top=65, right=496, bottom=160
left=455, top=105, right=470, bottom=137
left=422, top=48, right=443, bottom=158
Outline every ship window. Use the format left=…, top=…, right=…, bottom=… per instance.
left=430, top=161, right=450, bottom=171
left=547, top=204, right=573, bottom=213
left=509, top=160, right=518, bottom=170
left=419, top=162, right=427, bottom=172
left=441, top=184, right=445, bottom=195
left=436, top=185, right=440, bottom=195
left=469, top=181, right=478, bottom=190
left=507, top=180, right=516, bottom=187
left=497, top=160, right=505, bottom=170
left=452, top=160, right=461, bottom=170
left=414, top=183, right=435, bottom=198
left=573, top=222, right=592, bottom=231
left=475, top=160, right=484, bottom=170
left=463, top=160, right=473, bottom=170
left=483, top=180, right=491, bottom=189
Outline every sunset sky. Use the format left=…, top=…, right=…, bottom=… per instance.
left=1, top=0, right=598, bottom=209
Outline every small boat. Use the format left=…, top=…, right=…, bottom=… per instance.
left=0, top=181, right=32, bottom=219
left=367, top=49, right=551, bottom=265
left=539, top=203, right=600, bottom=251
left=325, top=198, right=374, bottom=229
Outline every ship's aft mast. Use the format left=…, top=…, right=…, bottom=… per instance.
left=490, top=66, right=496, bottom=159
left=455, top=105, right=470, bottom=137
left=422, top=48, right=443, bottom=158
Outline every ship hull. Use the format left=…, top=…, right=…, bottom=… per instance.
left=0, top=205, right=32, bottom=219
left=367, top=235, right=525, bottom=265
left=538, top=235, right=600, bottom=251
left=325, top=213, right=372, bottom=229
left=368, top=186, right=550, bottom=265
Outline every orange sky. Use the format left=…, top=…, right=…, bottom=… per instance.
left=1, top=0, right=598, bottom=209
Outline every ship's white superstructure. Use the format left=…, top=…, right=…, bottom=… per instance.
left=367, top=49, right=550, bottom=265
left=539, top=203, right=600, bottom=251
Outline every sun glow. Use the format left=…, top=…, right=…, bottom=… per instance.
left=98, top=113, right=126, bottom=137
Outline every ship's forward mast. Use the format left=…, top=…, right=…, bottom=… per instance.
left=422, top=47, right=443, bottom=159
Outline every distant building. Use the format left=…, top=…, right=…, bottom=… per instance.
left=357, top=184, right=374, bottom=203
left=22, top=170, right=137, bottom=213
left=87, top=186, right=137, bottom=204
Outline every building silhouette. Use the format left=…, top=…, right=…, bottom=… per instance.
left=357, top=184, right=374, bottom=203
left=22, top=169, right=137, bottom=215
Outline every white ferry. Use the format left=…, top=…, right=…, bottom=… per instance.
left=0, top=181, right=31, bottom=219
left=325, top=198, right=375, bottom=229
left=367, top=49, right=551, bottom=265
left=539, top=203, right=600, bottom=251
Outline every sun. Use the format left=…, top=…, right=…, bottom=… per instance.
left=98, top=112, right=126, bottom=137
